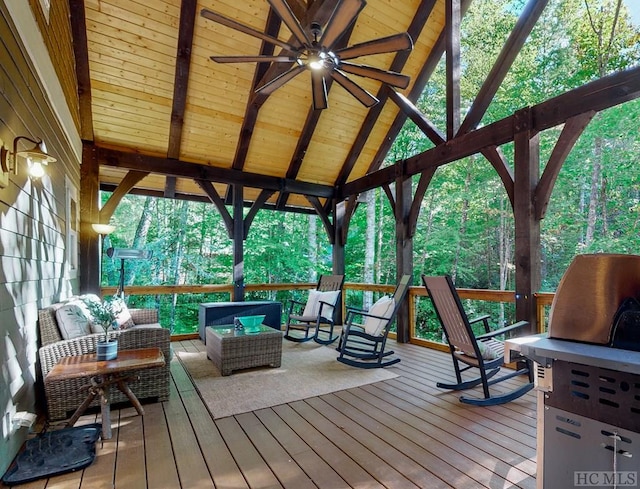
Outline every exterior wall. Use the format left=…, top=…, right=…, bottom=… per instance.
left=0, top=1, right=81, bottom=475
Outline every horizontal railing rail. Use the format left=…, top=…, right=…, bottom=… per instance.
left=102, top=283, right=555, bottom=347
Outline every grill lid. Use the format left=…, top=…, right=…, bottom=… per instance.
left=548, top=254, right=640, bottom=345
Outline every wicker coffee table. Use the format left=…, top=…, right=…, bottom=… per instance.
left=206, top=325, right=283, bottom=375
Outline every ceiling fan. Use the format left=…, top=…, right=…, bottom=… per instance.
left=201, top=0, right=413, bottom=110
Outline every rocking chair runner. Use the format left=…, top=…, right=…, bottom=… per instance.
left=284, top=274, right=345, bottom=344
left=422, top=275, right=534, bottom=406
left=336, top=275, right=411, bottom=368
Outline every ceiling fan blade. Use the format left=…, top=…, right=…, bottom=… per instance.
left=255, top=64, right=306, bottom=95
left=266, top=0, right=312, bottom=46
left=211, top=55, right=297, bottom=63
left=201, top=8, right=299, bottom=52
left=339, top=62, right=411, bottom=89
left=320, top=0, right=366, bottom=49
left=311, top=70, right=328, bottom=110
left=336, top=32, right=413, bottom=60
left=330, top=70, right=379, bottom=107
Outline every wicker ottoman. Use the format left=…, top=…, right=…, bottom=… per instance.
left=206, top=325, right=283, bottom=375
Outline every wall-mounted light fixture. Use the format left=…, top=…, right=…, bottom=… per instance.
left=92, top=223, right=116, bottom=235
left=1, top=136, right=57, bottom=179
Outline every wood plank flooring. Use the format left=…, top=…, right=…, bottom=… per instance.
left=10, top=339, right=537, bottom=489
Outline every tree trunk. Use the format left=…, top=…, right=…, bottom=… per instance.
left=169, top=200, right=190, bottom=331
left=364, top=190, right=375, bottom=309
left=498, top=193, right=512, bottom=326
left=585, top=135, right=602, bottom=247
left=451, top=159, right=472, bottom=282
left=375, top=189, right=384, bottom=285
left=308, top=214, right=317, bottom=282
left=126, top=196, right=154, bottom=286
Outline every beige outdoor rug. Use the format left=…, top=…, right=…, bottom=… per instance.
left=176, top=341, right=399, bottom=419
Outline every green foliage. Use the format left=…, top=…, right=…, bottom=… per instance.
left=98, top=0, right=640, bottom=338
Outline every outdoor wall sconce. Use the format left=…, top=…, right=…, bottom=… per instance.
left=1, top=136, right=57, bottom=179
left=92, top=223, right=116, bottom=235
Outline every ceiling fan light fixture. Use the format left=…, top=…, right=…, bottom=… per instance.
left=308, top=52, right=325, bottom=70
left=201, top=0, right=412, bottom=109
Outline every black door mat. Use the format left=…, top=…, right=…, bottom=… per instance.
left=2, top=423, right=101, bottom=486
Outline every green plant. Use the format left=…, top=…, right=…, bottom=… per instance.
left=83, top=297, right=123, bottom=341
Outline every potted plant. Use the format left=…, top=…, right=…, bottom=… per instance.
left=83, top=297, right=123, bottom=361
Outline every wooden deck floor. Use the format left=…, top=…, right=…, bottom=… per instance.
left=13, top=339, right=537, bottom=489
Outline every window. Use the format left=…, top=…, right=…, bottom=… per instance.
left=65, top=176, right=78, bottom=278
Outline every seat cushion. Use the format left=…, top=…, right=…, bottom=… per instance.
left=363, top=296, right=395, bottom=336
left=463, top=338, right=503, bottom=360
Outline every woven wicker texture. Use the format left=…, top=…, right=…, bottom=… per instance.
left=39, top=300, right=170, bottom=420
left=206, top=326, right=282, bottom=376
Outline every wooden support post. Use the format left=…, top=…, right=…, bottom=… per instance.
left=395, top=176, right=413, bottom=343
left=513, top=108, right=540, bottom=333
left=232, top=184, right=244, bottom=301
left=79, top=142, right=100, bottom=294
left=333, top=200, right=346, bottom=324
left=332, top=200, right=346, bottom=275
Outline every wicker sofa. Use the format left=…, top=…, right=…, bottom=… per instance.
left=38, top=297, right=171, bottom=420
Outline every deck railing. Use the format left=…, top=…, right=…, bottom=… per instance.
left=101, top=283, right=555, bottom=347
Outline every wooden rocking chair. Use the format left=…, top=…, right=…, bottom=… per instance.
left=284, top=274, right=345, bottom=344
left=422, top=275, right=534, bottom=406
left=336, top=275, right=411, bottom=368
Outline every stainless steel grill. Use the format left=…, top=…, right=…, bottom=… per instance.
left=510, top=254, right=640, bottom=489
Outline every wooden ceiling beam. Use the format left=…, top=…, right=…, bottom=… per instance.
left=457, top=0, right=548, bottom=136
left=445, top=0, right=461, bottom=139
left=99, top=170, right=150, bottom=223
left=69, top=0, right=93, bottom=141
left=231, top=10, right=282, bottom=172
left=335, top=0, right=438, bottom=185
left=95, top=146, right=335, bottom=199
left=342, top=65, right=640, bottom=198
left=168, top=0, right=197, bottom=159
left=388, top=89, right=445, bottom=143
left=164, top=176, right=177, bottom=198
left=196, top=179, right=233, bottom=236
left=275, top=107, right=324, bottom=209
left=244, top=189, right=276, bottom=238
left=535, top=111, right=596, bottom=220
left=99, top=183, right=316, bottom=214
left=369, top=0, right=472, bottom=173
left=231, top=0, right=340, bottom=173
left=276, top=22, right=356, bottom=209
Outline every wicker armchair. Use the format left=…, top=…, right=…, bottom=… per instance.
left=38, top=300, right=171, bottom=420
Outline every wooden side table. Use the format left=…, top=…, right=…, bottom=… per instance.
left=45, top=347, right=165, bottom=439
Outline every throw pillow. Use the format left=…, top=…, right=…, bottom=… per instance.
left=56, top=301, right=92, bottom=340
left=301, top=289, right=340, bottom=320
left=363, top=296, right=395, bottom=336
left=315, top=290, right=340, bottom=320
left=302, top=289, right=321, bottom=317
left=111, top=297, right=135, bottom=329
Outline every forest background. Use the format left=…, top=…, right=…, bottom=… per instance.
left=99, top=0, right=640, bottom=338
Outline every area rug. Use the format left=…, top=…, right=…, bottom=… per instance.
left=176, top=341, right=398, bottom=419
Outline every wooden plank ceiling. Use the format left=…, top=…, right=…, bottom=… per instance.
left=78, top=0, right=445, bottom=211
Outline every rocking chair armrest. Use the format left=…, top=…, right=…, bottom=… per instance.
left=476, top=320, right=529, bottom=340
left=345, top=309, right=388, bottom=324
left=468, top=314, right=491, bottom=333
left=286, top=298, right=306, bottom=314
left=346, top=305, right=367, bottom=313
